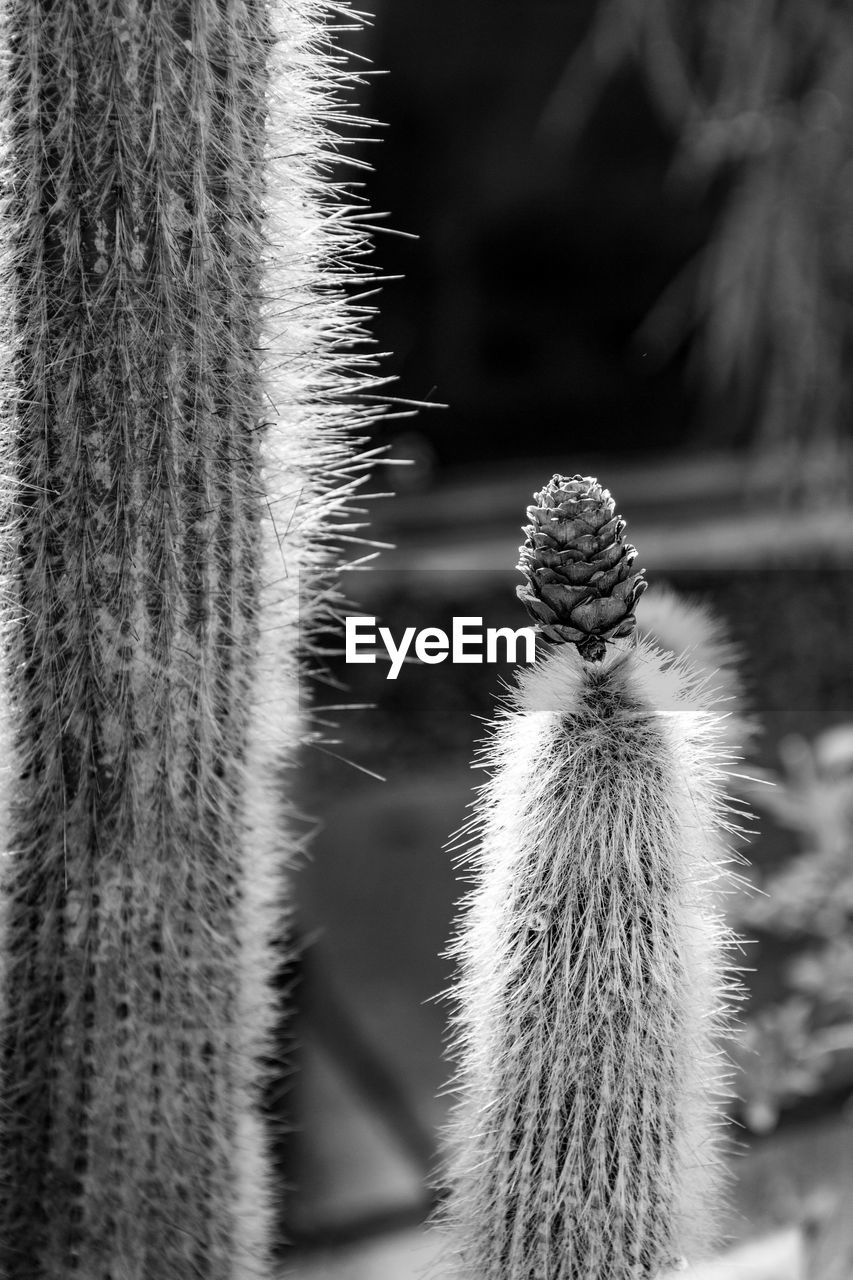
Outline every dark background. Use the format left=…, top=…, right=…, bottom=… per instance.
left=361, top=0, right=720, bottom=468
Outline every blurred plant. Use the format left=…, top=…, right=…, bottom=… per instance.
left=734, top=727, right=853, bottom=1132
left=638, top=582, right=756, bottom=756
left=441, top=477, right=747, bottom=1277
left=542, top=0, right=853, bottom=496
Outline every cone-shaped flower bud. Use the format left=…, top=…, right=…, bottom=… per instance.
left=517, top=474, right=647, bottom=661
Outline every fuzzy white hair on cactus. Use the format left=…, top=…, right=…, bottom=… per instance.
left=439, top=477, right=749, bottom=1280
left=639, top=582, right=757, bottom=754
left=0, top=1, right=382, bottom=1276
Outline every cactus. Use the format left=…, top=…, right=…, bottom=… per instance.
left=638, top=583, right=756, bottom=755
left=441, top=479, right=747, bottom=1279
left=0, top=1, right=377, bottom=1276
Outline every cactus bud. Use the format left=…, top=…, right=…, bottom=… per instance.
left=516, top=474, right=647, bottom=660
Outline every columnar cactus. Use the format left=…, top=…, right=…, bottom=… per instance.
left=0, top=1, right=376, bottom=1276
left=442, top=477, right=746, bottom=1279
left=638, top=583, right=756, bottom=755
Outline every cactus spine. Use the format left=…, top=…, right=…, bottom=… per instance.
left=0, top=1, right=376, bottom=1276
left=638, top=583, right=756, bottom=755
left=442, top=480, right=745, bottom=1279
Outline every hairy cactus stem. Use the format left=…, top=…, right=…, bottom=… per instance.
left=440, top=475, right=749, bottom=1279
left=0, top=1, right=381, bottom=1276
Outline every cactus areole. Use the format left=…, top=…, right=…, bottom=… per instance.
left=441, top=475, right=744, bottom=1278
left=0, top=1, right=377, bottom=1276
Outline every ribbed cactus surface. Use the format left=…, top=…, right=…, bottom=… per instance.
left=442, top=641, right=744, bottom=1278
left=0, top=1, right=374, bottom=1276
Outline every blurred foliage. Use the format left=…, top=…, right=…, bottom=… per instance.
left=548, top=0, right=853, bottom=495
left=734, top=726, right=853, bottom=1132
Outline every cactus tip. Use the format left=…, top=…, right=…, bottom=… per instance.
left=517, top=473, right=646, bottom=661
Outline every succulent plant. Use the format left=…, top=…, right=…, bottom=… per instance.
left=0, top=1, right=377, bottom=1276
left=442, top=476, right=747, bottom=1279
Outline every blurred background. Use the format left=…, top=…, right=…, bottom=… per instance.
left=281, top=3, right=853, bottom=1276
